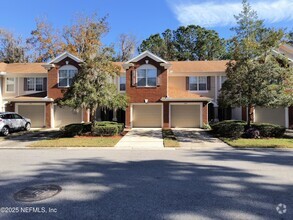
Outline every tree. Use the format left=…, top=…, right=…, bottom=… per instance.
left=115, top=34, right=136, bottom=61
left=27, top=18, right=64, bottom=62
left=0, top=29, right=27, bottom=63
left=56, top=18, right=128, bottom=124
left=287, top=31, right=293, bottom=46
left=219, top=0, right=292, bottom=127
left=62, top=14, right=108, bottom=59
left=138, top=25, right=226, bottom=61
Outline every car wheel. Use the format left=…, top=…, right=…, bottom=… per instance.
left=1, top=126, right=9, bottom=136
left=25, top=123, right=31, bottom=131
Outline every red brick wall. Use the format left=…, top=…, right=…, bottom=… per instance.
left=45, top=102, right=52, bottom=128
left=48, top=57, right=81, bottom=100
left=202, top=102, right=208, bottom=125
left=125, top=56, right=168, bottom=128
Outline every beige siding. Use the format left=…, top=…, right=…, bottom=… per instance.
left=54, top=106, right=82, bottom=128
left=2, top=75, right=47, bottom=98
left=132, top=105, right=162, bottom=128
left=171, top=105, right=200, bottom=128
left=168, top=76, right=216, bottom=99
left=254, top=107, right=286, bottom=126
left=17, top=104, right=45, bottom=128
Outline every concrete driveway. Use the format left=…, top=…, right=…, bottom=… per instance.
left=115, top=128, right=164, bottom=149
left=0, top=130, right=60, bottom=149
left=172, top=128, right=229, bottom=149
left=0, top=148, right=292, bottom=220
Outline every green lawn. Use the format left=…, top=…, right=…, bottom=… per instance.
left=162, top=129, right=180, bottom=147
left=223, top=138, right=293, bottom=148
left=29, top=136, right=122, bottom=148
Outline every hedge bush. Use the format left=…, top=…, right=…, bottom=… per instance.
left=61, top=123, right=84, bottom=137
left=92, top=125, right=119, bottom=136
left=252, top=123, right=285, bottom=138
left=211, top=120, right=246, bottom=138
left=61, top=121, right=124, bottom=137
left=211, top=120, right=286, bottom=138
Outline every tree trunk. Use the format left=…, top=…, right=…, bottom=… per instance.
left=90, top=108, right=96, bottom=124
left=247, top=104, right=253, bottom=128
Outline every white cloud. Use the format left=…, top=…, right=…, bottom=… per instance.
left=168, top=0, right=293, bottom=27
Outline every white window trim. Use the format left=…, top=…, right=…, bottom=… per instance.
left=58, top=65, right=78, bottom=88
left=24, top=77, right=45, bottom=92
left=189, top=76, right=208, bottom=92
left=136, top=64, right=157, bottom=88
left=119, top=75, right=126, bottom=92
left=5, top=77, right=16, bottom=93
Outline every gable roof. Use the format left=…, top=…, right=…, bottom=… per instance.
left=125, top=51, right=169, bottom=64
left=48, top=52, right=83, bottom=64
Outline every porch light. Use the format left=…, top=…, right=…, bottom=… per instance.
left=144, top=99, right=148, bottom=104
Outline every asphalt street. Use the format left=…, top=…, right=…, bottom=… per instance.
left=0, top=148, right=292, bottom=220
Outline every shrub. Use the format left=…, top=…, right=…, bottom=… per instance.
left=61, top=121, right=124, bottom=137
left=244, top=128, right=260, bottom=139
left=61, top=123, right=84, bottom=137
left=211, top=120, right=246, bottom=138
left=252, top=123, right=286, bottom=138
left=92, top=125, right=119, bottom=136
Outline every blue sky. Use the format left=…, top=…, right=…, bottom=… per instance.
left=0, top=0, right=292, bottom=48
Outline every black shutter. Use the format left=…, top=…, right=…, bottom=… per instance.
left=24, top=78, right=28, bottom=91
left=157, top=69, right=161, bottom=86
left=186, top=77, right=189, bottom=90
left=207, top=76, right=211, bottom=90
left=131, top=70, right=136, bottom=87
left=43, top=78, right=47, bottom=91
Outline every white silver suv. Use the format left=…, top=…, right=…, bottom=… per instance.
left=0, top=112, right=31, bottom=136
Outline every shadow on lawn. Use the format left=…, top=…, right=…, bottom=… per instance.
left=0, top=154, right=292, bottom=220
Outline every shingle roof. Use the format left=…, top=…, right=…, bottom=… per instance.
left=277, top=44, right=293, bottom=60
left=0, top=62, right=47, bottom=74
left=169, top=60, right=229, bottom=73
left=166, top=87, right=212, bottom=101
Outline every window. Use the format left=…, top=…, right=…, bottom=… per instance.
left=36, top=78, right=43, bottom=91
left=119, top=75, right=126, bottom=91
left=24, top=78, right=44, bottom=91
left=137, top=65, right=157, bottom=87
left=189, top=76, right=207, bottom=91
left=13, top=114, right=23, bottom=119
left=27, top=78, right=35, bottom=91
left=6, top=77, right=15, bottom=92
left=58, top=65, right=78, bottom=87
left=221, top=76, right=227, bottom=86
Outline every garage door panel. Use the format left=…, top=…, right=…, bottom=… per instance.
left=255, top=107, right=285, bottom=126
left=171, top=105, right=200, bottom=128
left=18, top=105, right=45, bottom=128
left=133, top=105, right=162, bottom=128
left=54, top=106, right=82, bottom=128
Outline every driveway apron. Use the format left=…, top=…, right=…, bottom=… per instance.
left=172, top=128, right=229, bottom=149
left=115, top=128, right=164, bottom=149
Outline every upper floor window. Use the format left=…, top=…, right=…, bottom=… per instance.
left=189, top=76, right=207, bottom=91
left=137, top=64, right=157, bottom=87
left=221, top=76, right=227, bottom=86
left=119, top=75, right=126, bottom=91
left=24, top=77, right=46, bottom=92
left=6, top=77, right=15, bottom=92
left=58, top=65, right=78, bottom=87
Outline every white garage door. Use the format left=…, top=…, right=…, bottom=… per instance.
left=132, top=105, right=162, bottom=128
left=54, top=106, right=82, bottom=128
left=171, top=105, right=200, bottom=128
left=17, top=105, right=45, bottom=128
left=255, top=107, right=286, bottom=126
